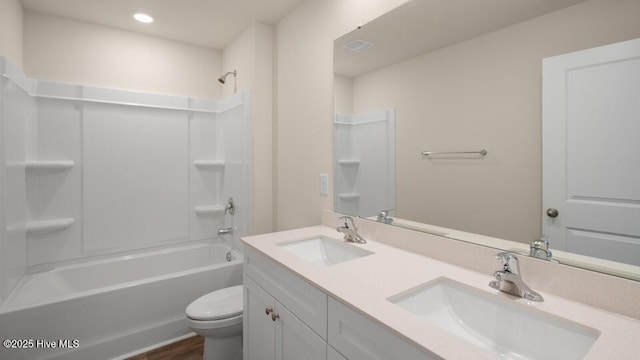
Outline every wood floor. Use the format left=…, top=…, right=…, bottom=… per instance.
left=127, top=336, right=204, bottom=360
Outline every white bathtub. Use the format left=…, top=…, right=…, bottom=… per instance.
left=0, top=242, right=243, bottom=360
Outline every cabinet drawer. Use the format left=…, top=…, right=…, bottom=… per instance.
left=328, top=297, right=440, bottom=360
left=244, top=246, right=327, bottom=340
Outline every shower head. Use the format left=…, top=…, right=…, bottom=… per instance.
left=218, top=70, right=237, bottom=84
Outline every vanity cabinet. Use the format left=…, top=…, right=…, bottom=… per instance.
left=243, top=246, right=432, bottom=360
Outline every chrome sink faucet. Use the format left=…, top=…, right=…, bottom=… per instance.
left=489, top=252, right=543, bottom=302
left=336, top=216, right=366, bottom=244
left=530, top=235, right=553, bottom=260
left=376, top=209, right=394, bottom=224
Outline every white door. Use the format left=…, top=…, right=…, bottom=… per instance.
left=543, top=38, right=640, bottom=266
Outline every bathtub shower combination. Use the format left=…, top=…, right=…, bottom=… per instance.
left=0, top=57, right=249, bottom=360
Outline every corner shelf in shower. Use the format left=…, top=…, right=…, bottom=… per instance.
left=337, top=159, right=360, bottom=166
left=26, top=218, right=75, bottom=234
left=25, top=160, right=74, bottom=171
left=194, top=205, right=225, bottom=216
left=194, top=160, right=225, bottom=170
left=338, top=193, right=360, bottom=201
left=23, top=162, right=75, bottom=235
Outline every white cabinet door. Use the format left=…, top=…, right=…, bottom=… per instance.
left=276, top=302, right=327, bottom=360
left=543, top=37, right=640, bottom=265
left=244, top=275, right=276, bottom=360
left=244, top=247, right=328, bottom=339
left=244, top=275, right=326, bottom=360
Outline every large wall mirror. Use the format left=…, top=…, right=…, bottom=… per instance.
left=333, top=0, right=640, bottom=280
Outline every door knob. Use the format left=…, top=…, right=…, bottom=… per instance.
left=546, top=208, right=559, bottom=218
left=265, top=307, right=273, bottom=315
left=271, top=312, right=280, bottom=321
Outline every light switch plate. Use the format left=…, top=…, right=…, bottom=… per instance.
left=320, top=173, right=329, bottom=196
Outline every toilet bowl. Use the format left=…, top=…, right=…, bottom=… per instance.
left=186, top=285, right=243, bottom=360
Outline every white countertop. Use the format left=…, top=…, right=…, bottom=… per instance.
left=242, top=225, right=640, bottom=360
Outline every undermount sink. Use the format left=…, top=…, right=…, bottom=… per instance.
left=389, top=277, right=599, bottom=360
left=278, top=236, right=373, bottom=266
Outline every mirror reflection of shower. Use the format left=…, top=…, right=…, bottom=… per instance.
left=218, top=70, right=237, bottom=93
left=334, top=109, right=396, bottom=218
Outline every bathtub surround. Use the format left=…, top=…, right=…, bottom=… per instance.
left=0, top=58, right=30, bottom=306
left=0, top=55, right=250, bottom=314
left=0, top=56, right=249, bottom=359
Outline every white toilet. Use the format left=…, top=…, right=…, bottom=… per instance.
left=186, top=285, right=243, bottom=360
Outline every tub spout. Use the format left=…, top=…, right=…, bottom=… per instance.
left=218, top=226, right=237, bottom=236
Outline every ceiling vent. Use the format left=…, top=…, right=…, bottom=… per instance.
left=343, top=39, right=374, bottom=52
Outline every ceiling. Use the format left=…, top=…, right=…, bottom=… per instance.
left=20, top=0, right=306, bottom=49
left=334, top=0, right=588, bottom=77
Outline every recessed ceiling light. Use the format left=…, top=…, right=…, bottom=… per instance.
left=134, top=13, right=154, bottom=24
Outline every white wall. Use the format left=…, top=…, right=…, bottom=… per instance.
left=334, top=75, right=353, bottom=115
left=223, top=23, right=275, bottom=235
left=23, top=11, right=222, bottom=99
left=275, top=0, right=409, bottom=230
left=0, top=0, right=23, bottom=68
left=346, top=0, right=640, bottom=243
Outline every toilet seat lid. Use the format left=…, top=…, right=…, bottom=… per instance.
left=186, top=285, right=243, bottom=321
